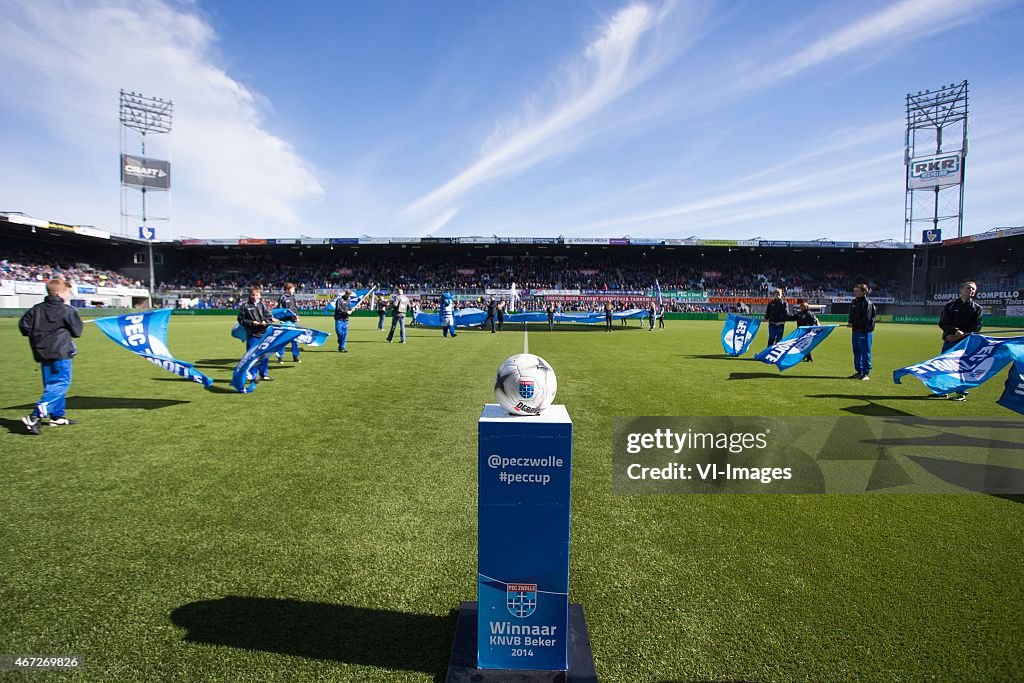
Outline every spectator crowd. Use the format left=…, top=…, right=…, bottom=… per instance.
left=154, top=251, right=908, bottom=299
left=1, top=248, right=139, bottom=287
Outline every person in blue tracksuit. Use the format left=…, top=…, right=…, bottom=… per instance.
left=546, top=303, right=555, bottom=331
left=238, top=286, right=276, bottom=382
left=334, top=289, right=351, bottom=352
left=847, top=283, right=877, bottom=381
left=19, top=279, right=83, bottom=434
left=763, top=289, right=789, bottom=348
left=275, top=282, right=301, bottom=364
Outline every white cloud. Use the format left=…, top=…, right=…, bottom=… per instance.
left=738, top=0, right=1004, bottom=91
left=559, top=149, right=899, bottom=234
left=0, top=0, right=322, bottom=233
left=538, top=0, right=1015, bottom=240
left=397, top=1, right=707, bottom=228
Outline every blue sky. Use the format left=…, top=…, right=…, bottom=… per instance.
left=0, top=0, right=1021, bottom=242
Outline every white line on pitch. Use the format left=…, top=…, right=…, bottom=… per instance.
left=523, top=322, right=529, bottom=354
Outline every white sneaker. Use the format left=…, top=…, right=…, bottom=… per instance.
left=22, top=414, right=41, bottom=435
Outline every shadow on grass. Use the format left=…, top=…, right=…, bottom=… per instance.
left=679, top=354, right=758, bottom=361
left=839, top=402, right=915, bottom=417
left=880, top=416, right=1024, bottom=430
left=0, top=417, right=34, bottom=435
left=906, top=455, right=1024, bottom=496
left=171, top=596, right=457, bottom=679
left=5, top=395, right=189, bottom=411
left=807, top=394, right=936, bottom=402
left=147, top=377, right=240, bottom=395
left=868, top=433, right=1024, bottom=450
left=727, top=372, right=839, bottom=380
left=205, top=382, right=238, bottom=394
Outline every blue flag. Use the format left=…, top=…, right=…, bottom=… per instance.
left=93, top=310, right=213, bottom=388
left=997, top=343, right=1024, bottom=416
left=231, top=320, right=330, bottom=346
left=893, top=334, right=1024, bottom=395
left=414, top=306, right=650, bottom=327
left=230, top=326, right=308, bottom=393
left=555, top=310, right=646, bottom=324
left=277, top=321, right=330, bottom=346
left=324, top=287, right=375, bottom=312
left=755, top=325, right=837, bottom=371
left=415, top=306, right=486, bottom=328
left=654, top=279, right=663, bottom=307
left=505, top=311, right=551, bottom=323
left=721, top=314, right=761, bottom=356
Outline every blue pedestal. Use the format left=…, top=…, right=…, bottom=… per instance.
left=446, top=602, right=597, bottom=683
left=478, top=404, right=573, bottom=671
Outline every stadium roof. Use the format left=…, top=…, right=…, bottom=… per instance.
left=5, top=210, right=1022, bottom=251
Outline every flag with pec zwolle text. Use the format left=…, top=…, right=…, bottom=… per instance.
left=893, top=334, right=1024, bottom=396
left=897, top=333, right=1024, bottom=409
left=231, top=326, right=307, bottom=393
left=754, top=325, right=837, bottom=371
left=93, top=310, right=212, bottom=388
left=722, top=314, right=762, bottom=356
left=997, top=343, right=1024, bottom=416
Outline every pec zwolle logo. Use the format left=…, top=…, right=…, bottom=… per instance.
left=959, top=354, right=995, bottom=383
left=519, top=379, right=536, bottom=400
left=507, top=583, right=538, bottom=618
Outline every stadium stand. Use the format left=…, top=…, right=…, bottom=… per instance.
left=3, top=216, right=1022, bottom=316
left=1, top=247, right=140, bottom=287
left=152, top=251, right=904, bottom=298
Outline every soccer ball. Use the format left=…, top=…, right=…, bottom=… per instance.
left=494, top=353, right=557, bottom=416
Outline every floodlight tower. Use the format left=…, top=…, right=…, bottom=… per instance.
left=119, top=90, right=173, bottom=295
left=904, top=81, right=968, bottom=242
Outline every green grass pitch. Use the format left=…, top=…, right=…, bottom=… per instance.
left=1, top=316, right=1022, bottom=682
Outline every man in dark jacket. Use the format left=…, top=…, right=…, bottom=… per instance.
left=788, top=300, right=820, bottom=362
left=334, top=289, right=351, bottom=352
left=483, top=296, right=497, bottom=333
left=376, top=298, right=387, bottom=331
left=846, top=283, right=877, bottom=380
left=763, top=289, right=789, bottom=348
left=237, top=286, right=276, bottom=381
left=930, top=281, right=984, bottom=401
left=274, top=282, right=301, bottom=364
left=19, top=279, right=83, bottom=434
